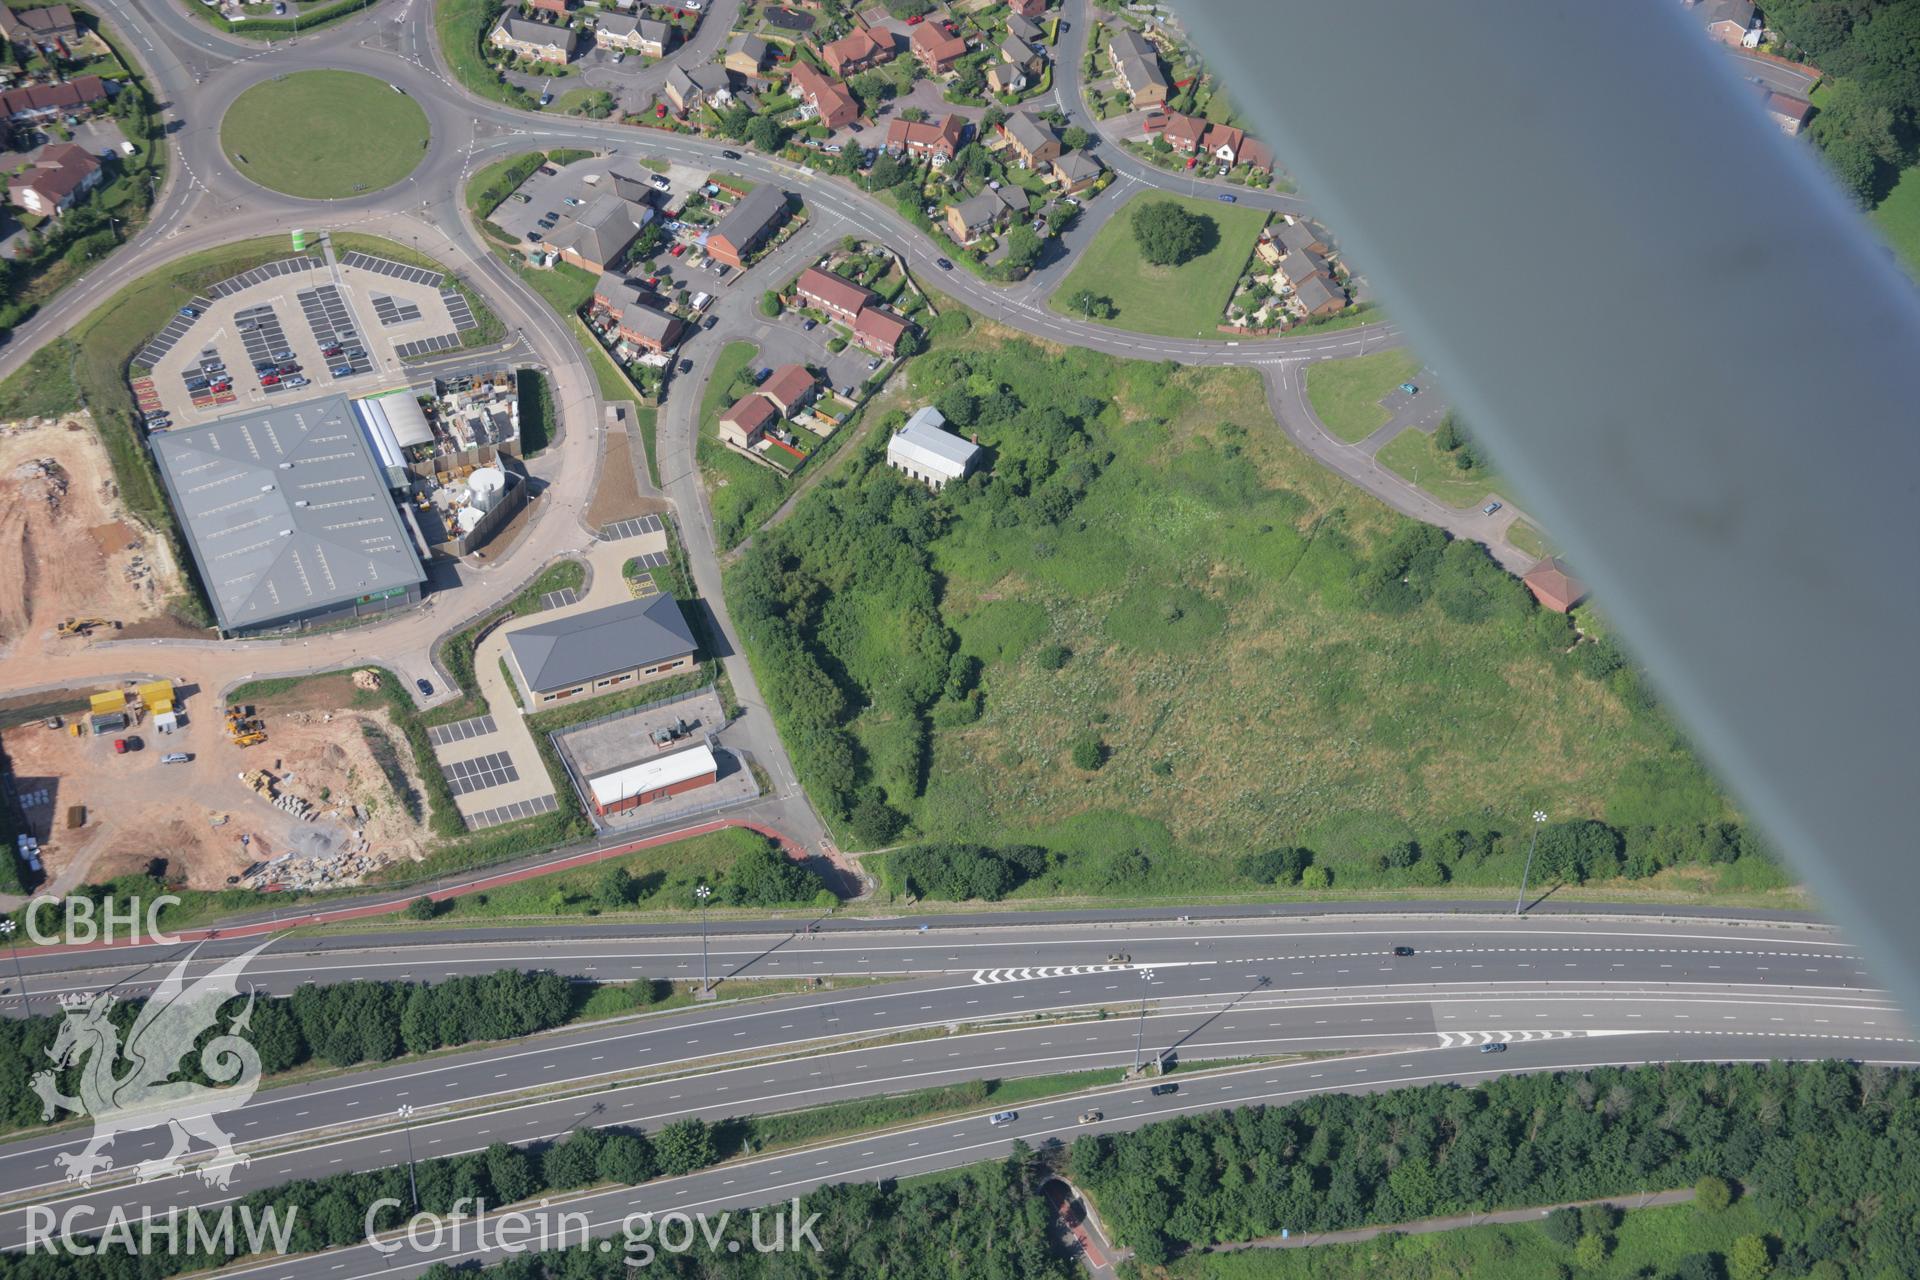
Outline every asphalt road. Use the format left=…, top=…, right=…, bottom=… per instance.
left=22, top=1030, right=1914, bottom=1278
left=1, top=917, right=1904, bottom=1222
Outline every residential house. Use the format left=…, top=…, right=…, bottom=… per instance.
left=490, top=15, right=576, bottom=63
left=1006, top=13, right=1042, bottom=44
left=505, top=593, right=698, bottom=707
left=884, top=112, right=967, bottom=162
left=1109, top=27, right=1166, bottom=107
left=1292, top=270, right=1346, bottom=318
left=852, top=304, right=911, bottom=358
left=718, top=393, right=780, bottom=449
left=910, top=22, right=967, bottom=75
left=1766, top=91, right=1813, bottom=136
left=615, top=299, right=686, bottom=352
left=594, top=271, right=639, bottom=313
left=790, top=61, right=858, bottom=130
left=1008, top=0, right=1046, bottom=17
left=725, top=33, right=771, bottom=75
left=819, top=24, right=893, bottom=77
left=5, top=141, right=98, bottom=217
left=760, top=364, right=818, bottom=416
left=1153, top=109, right=1207, bottom=154
left=596, top=13, right=673, bottom=56
left=1689, top=0, right=1759, bottom=46
left=663, top=62, right=733, bottom=113
left=887, top=406, right=979, bottom=490
left=1522, top=558, right=1589, bottom=613
left=703, top=182, right=788, bottom=268
left=0, top=74, right=108, bottom=125
left=795, top=265, right=876, bottom=322
left=1201, top=123, right=1244, bottom=166
left=986, top=61, right=1027, bottom=95
left=1277, top=249, right=1331, bottom=290
left=945, top=184, right=1028, bottom=244
left=1272, top=217, right=1328, bottom=257
left=999, top=32, right=1042, bottom=73
left=526, top=0, right=571, bottom=17
left=1050, top=149, right=1102, bottom=194
left=1238, top=136, right=1275, bottom=174
left=549, top=193, right=651, bottom=271
left=0, top=3, right=78, bottom=55
left=1001, top=112, right=1060, bottom=167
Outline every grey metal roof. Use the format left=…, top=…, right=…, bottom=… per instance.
left=890, top=406, right=981, bottom=477
left=708, top=182, right=788, bottom=250
left=150, top=395, right=426, bottom=632
left=507, top=593, right=698, bottom=693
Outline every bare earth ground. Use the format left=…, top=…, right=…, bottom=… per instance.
left=4, top=696, right=433, bottom=892
left=0, top=413, right=187, bottom=662
left=586, top=424, right=668, bottom=528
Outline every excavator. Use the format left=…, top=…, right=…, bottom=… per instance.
left=55, top=617, right=121, bottom=639
left=225, top=705, right=267, bottom=747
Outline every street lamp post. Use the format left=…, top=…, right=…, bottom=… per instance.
left=0, top=920, right=26, bottom=1010
left=396, top=1105, right=419, bottom=1210
left=1514, top=810, right=1549, bottom=915
left=1132, top=967, right=1155, bottom=1074
left=695, top=884, right=712, bottom=994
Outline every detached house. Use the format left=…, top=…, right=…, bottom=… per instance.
left=1766, top=91, right=1813, bottom=136
left=490, top=15, right=576, bottom=63
left=999, top=32, right=1042, bottom=73
left=945, top=184, right=1028, bottom=244
left=725, top=33, right=771, bottom=75
left=1690, top=0, right=1759, bottom=46
left=1008, top=0, right=1046, bottom=17
left=549, top=193, right=651, bottom=272
left=663, top=62, right=733, bottom=113
left=718, top=393, right=780, bottom=450
left=0, top=3, right=78, bottom=55
left=910, top=22, right=968, bottom=75
left=595, top=13, right=673, bottom=56
left=791, top=61, right=859, bottom=130
left=1108, top=27, right=1166, bottom=107
left=885, top=112, right=967, bottom=162
left=5, top=141, right=99, bottom=217
left=1006, top=13, right=1042, bottom=45
left=1001, top=112, right=1059, bottom=167
left=760, top=364, right=818, bottom=416
left=1050, top=149, right=1102, bottom=194
left=819, top=24, right=893, bottom=77
left=987, top=61, right=1027, bottom=95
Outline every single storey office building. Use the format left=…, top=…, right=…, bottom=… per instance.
left=505, top=592, right=699, bottom=706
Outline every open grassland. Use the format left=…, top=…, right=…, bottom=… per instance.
left=221, top=70, right=429, bottom=198
left=1871, top=163, right=1920, bottom=279
left=1048, top=192, right=1269, bottom=338
left=698, top=340, right=787, bottom=547
left=1303, top=348, right=1421, bottom=443
left=1376, top=426, right=1510, bottom=509
left=728, top=311, right=1779, bottom=903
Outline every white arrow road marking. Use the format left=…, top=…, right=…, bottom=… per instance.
left=969, top=962, right=1214, bottom=985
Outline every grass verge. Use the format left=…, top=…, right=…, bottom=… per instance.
left=1303, top=348, right=1422, bottom=443
left=1048, top=191, right=1269, bottom=339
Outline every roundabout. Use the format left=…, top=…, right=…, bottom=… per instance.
left=219, top=68, right=430, bottom=199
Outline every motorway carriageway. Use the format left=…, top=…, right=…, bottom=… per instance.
left=26, top=1031, right=1920, bottom=1280
left=0, top=919, right=1906, bottom=1232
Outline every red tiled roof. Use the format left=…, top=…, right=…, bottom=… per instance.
left=0, top=74, right=107, bottom=118
left=820, top=25, right=891, bottom=72
left=7, top=141, right=98, bottom=206
left=910, top=22, right=966, bottom=63
left=791, top=62, right=858, bottom=128
left=760, top=363, right=817, bottom=410
left=853, top=306, right=910, bottom=349
left=1522, top=557, right=1589, bottom=613
left=720, top=394, right=780, bottom=435
left=796, top=266, right=876, bottom=315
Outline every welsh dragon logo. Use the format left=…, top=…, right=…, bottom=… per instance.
left=32, top=941, right=270, bottom=1189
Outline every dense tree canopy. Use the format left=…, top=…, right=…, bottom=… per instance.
left=1129, top=200, right=1215, bottom=266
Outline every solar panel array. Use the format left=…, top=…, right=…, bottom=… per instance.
left=296, top=285, right=374, bottom=377
left=135, top=259, right=321, bottom=368
left=466, top=792, right=559, bottom=830
left=206, top=257, right=324, bottom=299
left=342, top=252, right=444, bottom=289
left=371, top=294, right=423, bottom=326
left=392, top=333, right=460, bottom=359
left=441, top=289, right=479, bottom=332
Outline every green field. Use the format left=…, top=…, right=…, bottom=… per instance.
left=1303, top=349, right=1422, bottom=443
left=728, top=315, right=1771, bottom=903
left=698, top=340, right=788, bottom=547
left=1048, top=192, right=1269, bottom=338
left=1872, top=163, right=1920, bottom=279
left=1376, top=426, right=1509, bottom=509
left=1167, top=1198, right=1775, bottom=1280
left=1505, top=520, right=1556, bottom=561
left=221, top=70, right=429, bottom=198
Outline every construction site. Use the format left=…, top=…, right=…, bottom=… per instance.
left=0, top=412, right=188, bottom=662
left=3, top=670, right=436, bottom=894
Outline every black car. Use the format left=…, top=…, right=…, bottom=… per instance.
left=721, top=149, right=742, bottom=160
left=935, top=257, right=953, bottom=270
left=1149, top=1083, right=1178, bottom=1097
left=678, top=358, right=694, bottom=374
left=415, top=678, right=433, bottom=697
left=1392, top=946, right=1415, bottom=956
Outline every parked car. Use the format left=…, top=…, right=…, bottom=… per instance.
left=331, top=364, right=354, bottom=377
left=988, top=1111, right=1017, bottom=1126
left=1480, top=1043, right=1508, bottom=1054
left=344, top=348, right=365, bottom=360
left=258, top=374, right=280, bottom=386
left=272, top=350, right=293, bottom=362
left=1392, top=946, right=1415, bottom=956
left=237, top=319, right=256, bottom=331
left=867, top=358, right=882, bottom=371
left=513, top=193, right=532, bottom=203
left=538, top=92, right=553, bottom=107
left=322, top=345, right=343, bottom=357
left=564, top=197, right=583, bottom=206
left=184, top=377, right=209, bottom=392
left=415, top=678, right=434, bottom=697
left=1482, top=500, right=1503, bottom=516
left=935, top=257, right=953, bottom=270
left=611, top=51, right=624, bottom=63
left=802, top=318, right=817, bottom=330
left=286, top=376, right=309, bottom=388
left=1077, top=1109, right=1102, bottom=1124
left=1399, top=382, right=1418, bottom=395
left=1216, top=192, right=1238, bottom=203
left=527, top=232, right=543, bottom=242
left=112, top=738, right=128, bottom=755
left=670, top=243, right=686, bottom=256
left=208, top=381, right=231, bottom=394
left=161, top=752, right=192, bottom=764
left=702, top=315, right=718, bottom=329
left=277, top=363, right=299, bottom=374
left=540, top=165, right=558, bottom=176
left=754, top=368, right=771, bottom=383
left=179, top=306, right=199, bottom=318
left=1150, top=1083, right=1178, bottom=1097
left=905, top=12, right=922, bottom=22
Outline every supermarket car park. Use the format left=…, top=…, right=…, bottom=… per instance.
left=136, top=252, right=480, bottom=428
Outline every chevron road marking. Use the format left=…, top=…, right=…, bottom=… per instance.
left=970, top=961, right=1214, bottom=984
